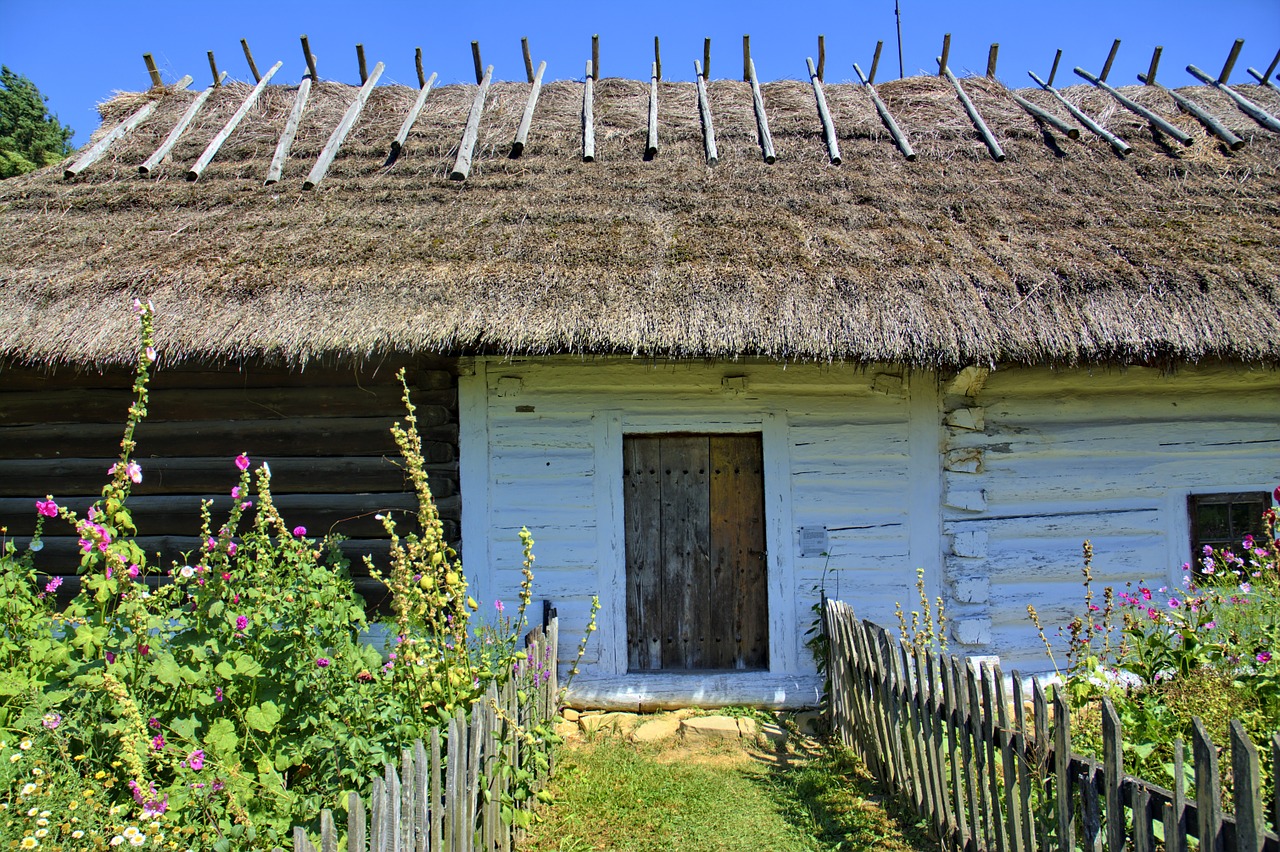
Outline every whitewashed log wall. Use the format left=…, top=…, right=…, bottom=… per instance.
left=460, top=357, right=1280, bottom=706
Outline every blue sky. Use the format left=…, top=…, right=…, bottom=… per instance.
left=3, top=0, right=1278, bottom=146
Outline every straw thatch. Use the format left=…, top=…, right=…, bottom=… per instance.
left=1, top=70, right=1278, bottom=368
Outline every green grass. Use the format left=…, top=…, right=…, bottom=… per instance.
left=522, top=734, right=933, bottom=852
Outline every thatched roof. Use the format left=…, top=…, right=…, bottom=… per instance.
left=1, top=71, right=1278, bottom=368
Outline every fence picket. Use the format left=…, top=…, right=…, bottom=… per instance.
left=1194, top=719, right=1224, bottom=852
left=1172, top=738, right=1187, bottom=852
left=348, top=791, right=367, bottom=852
left=1080, top=759, right=1102, bottom=852
left=941, top=654, right=972, bottom=851
left=968, top=662, right=996, bottom=850
left=320, top=809, right=337, bottom=852
left=430, top=727, right=443, bottom=852
left=1011, top=671, right=1035, bottom=852
left=414, top=739, right=428, bottom=852
left=1133, top=786, right=1152, bottom=852
left=957, top=656, right=984, bottom=852
left=980, top=665, right=1008, bottom=852
left=995, top=666, right=1025, bottom=852
left=1232, top=722, right=1264, bottom=852
left=385, top=762, right=401, bottom=852
left=1053, top=691, right=1075, bottom=852
left=925, top=648, right=956, bottom=841
left=370, top=776, right=386, bottom=852
left=897, top=640, right=927, bottom=813
left=1102, top=699, right=1125, bottom=852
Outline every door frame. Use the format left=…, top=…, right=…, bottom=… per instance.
left=593, top=409, right=797, bottom=677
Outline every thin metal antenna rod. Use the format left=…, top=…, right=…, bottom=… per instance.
left=895, top=0, right=905, bottom=78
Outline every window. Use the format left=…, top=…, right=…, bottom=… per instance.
left=1187, top=491, right=1270, bottom=571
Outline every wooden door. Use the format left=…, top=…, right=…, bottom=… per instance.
left=623, top=433, right=768, bottom=671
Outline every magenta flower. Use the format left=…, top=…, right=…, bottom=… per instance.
left=231, top=486, right=242, bottom=500
left=35, top=498, right=58, bottom=517
left=227, top=541, right=237, bottom=557
left=145, top=346, right=156, bottom=363
left=128, top=564, right=140, bottom=579
left=235, top=615, right=248, bottom=632
left=44, top=576, right=62, bottom=593
left=108, top=460, right=143, bottom=484
left=42, top=712, right=61, bottom=730
left=235, top=453, right=250, bottom=472
left=292, top=526, right=306, bottom=537
left=316, top=657, right=330, bottom=668
left=1274, top=484, right=1280, bottom=503
left=105, top=651, right=115, bottom=664
left=494, top=599, right=505, bottom=614
left=152, top=734, right=165, bottom=751
left=215, top=686, right=224, bottom=703
left=1168, top=598, right=1180, bottom=608
left=148, top=717, right=160, bottom=730
left=1258, top=652, right=1273, bottom=664
left=187, top=749, right=205, bottom=771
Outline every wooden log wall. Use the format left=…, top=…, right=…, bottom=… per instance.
left=824, top=600, right=1280, bottom=852
left=0, top=355, right=460, bottom=610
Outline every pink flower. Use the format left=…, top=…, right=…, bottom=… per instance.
left=148, top=717, right=160, bottom=730
left=45, top=576, right=62, bottom=593
left=1168, top=598, right=1180, bottom=608
left=128, top=564, right=140, bottom=579
left=231, top=486, right=242, bottom=500
left=494, top=599, right=505, bottom=614
left=42, top=712, right=61, bottom=730
left=145, top=346, right=156, bottom=363
left=235, top=615, right=248, bottom=632
left=138, top=644, right=149, bottom=656
left=108, top=461, right=143, bottom=483
left=105, top=651, right=115, bottom=664
left=1258, top=652, right=1273, bottom=664
left=215, top=686, right=224, bottom=703
left=227, top=541, right=237, bottom=557
left=187, top=749, right=205, bottom=771
left=35, top=498, right=58, bottom=517
left=292, top=526, right=306, bottom=537
left=152, top=734, right=165, bottom=751
left=235, top=453, right=250, bottom=472
left=1273, top=484, right=1280, bottom=503
left=316, top=657, right=330, bottom=668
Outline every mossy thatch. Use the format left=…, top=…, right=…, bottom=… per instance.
left=1, top=71, right=1278, bottom=368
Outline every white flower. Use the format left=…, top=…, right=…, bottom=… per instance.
left=111, top=836, right=124, bottom=846
left=129, top=834, right=146, bottom=847
left=20, top=783, right=36, bottom=796
left=123, top=827, right=140, bottom=839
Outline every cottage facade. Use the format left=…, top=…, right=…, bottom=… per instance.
left=2, top=59, right=1277, bottom=707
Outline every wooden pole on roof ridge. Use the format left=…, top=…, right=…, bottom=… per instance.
left=512, top=59, right=545, bottom=157
left=654, top=36, right=662, bottom=81
left=471, top=41, right=483, bottom=85
left=241, top=39, right=261, bottom=83
left=188, top=59, right=282, bottom=181
left=388, top=68, right=438, bottom=164
left=450, top=63, right=493, bottom=179
left=854, top=61, right=914, bottom=160
left=357, top=44, right=368, bottom=85
left=265, top=71, right=312, bottom=184
left=986, top=43, right=999, bottom=78
left=66, top=77, right=193, bottom=179
left=300, top=35, right=319, bottom=82
left=938, top=57, right=1005, bottom=161
left=704, top=38, right=712, bottom=80
left=1219, top=38, right=1244, bottom=83
left=592, top=34, right=600, bottom=80
left=1144, top=46, right=1163, bottom=85
left=1139, top=68, right=1244, bottom=150
left=583, top=59, right=596, bottom=162
left=693, top=59, right=717, bottom=165
left=1074, top=64, right=1195, bottom=145
left=1187, top=62, right=1280, bottom=133
left=938, top=34, right=950, bottom=77
left=743, top=35, right=750, bottom=82
left=140, top=69, right=227, bottom=175
left=522, top=37, right=534, bottom=83
left=746, top=56, right=775, bottom=163
left=415, top=48, right=426, bottom=88
left=1047, top=49, right=1063, bottom=87
left=1029, top=69, right=1131, bottom=155
left=646, top=60, right=659, bottom=157
left=807, top=56, right=841, bottom=164
left=1100, top=38, right=1121, bottom=83
left=869, top=40, right=884, bottom=84
left=817, top=35, right=825, bottom=82
left=1009, top=90, right=1080, bottom=139
left=304, top=60, right=384, bottom=189
left=1245, top=47, right=1280, bottom=91
left=143, top=53, right=163, bottom=89
left=207, top=51, right=221, bottom=87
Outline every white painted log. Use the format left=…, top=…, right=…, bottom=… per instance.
left=747, top=58, right=775, bottom=164
left=265, top=75, right=311, bottom=185
left=944, top=448, right=983, bottom=473
left=187, top=60, right=282, bottom=181
left=952, top=617, right=993, bottom=647
left=693, top=60, right=717, bottom=166
left=450, top=64, right=493, bottom=181
left=951, top=529, right=988, bottom=558
left=1186, top=63, right=1280, bottom=133
left=944, top=486, right=987, bottom=512
left=952, top=576, right=991, bottom=604
left=944, top=366, right=989, bottom=398
left=806, top=57, right=841, bottom=164
left=853, top=61, right=915, bottom=161
left=64, top=75, right=193, bottom=178
left=871, top=374, right=905, bottom=396
left=1073, top=65, right=1194, bottom=145
left=939, top=63, right=1006, bottom=161
left=582, top=60, right=595, bottom=163
left=944, top=407, right=985, bottom=431
left=388, top=70, right=438, bottom=164
left=646, top=62, right=659, bottom=158
left=511, top=60, right=546, bottom=158
left=304, top=61, right=384, bottom=189
left=139, top=72, right=226, bottom=175
left=566, top=672, right=823, bottom=710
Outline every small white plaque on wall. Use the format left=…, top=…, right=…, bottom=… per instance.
left=799, top=526, right=829, bottom=558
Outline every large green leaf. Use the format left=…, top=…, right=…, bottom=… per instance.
left=245, top=700, right=282, bottom=733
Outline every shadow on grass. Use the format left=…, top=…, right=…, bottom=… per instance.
left=743, top=740, right=937, bottom=852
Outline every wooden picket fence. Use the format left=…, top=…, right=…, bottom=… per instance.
left=823, top=599, right=1280, bottom=852
left=289, top=618, right=560, bottom=852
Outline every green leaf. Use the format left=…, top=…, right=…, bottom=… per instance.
left=154, top=656, right=183, bottom=688
left=214, top=660, right=236, bottom=680
left=206, top=718, right=238, bottom=756
left=171, top=716, right=201, bottom=742
left=245, top=700, right=282, bottom=733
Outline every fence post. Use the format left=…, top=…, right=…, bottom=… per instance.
left=1193, top=719, right=1223, bottom=852
left=1053, top=690, right=1075, bottom=852
left=1102, top=698, right=1125, bottom=852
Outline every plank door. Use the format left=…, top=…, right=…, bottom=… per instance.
left=623, top=433, right=768, bottom=672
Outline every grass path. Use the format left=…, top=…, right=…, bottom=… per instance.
left=522, top=725, right=933, bottom=852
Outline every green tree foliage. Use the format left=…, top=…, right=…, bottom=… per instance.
left=0, top=65, right=74, bottom=178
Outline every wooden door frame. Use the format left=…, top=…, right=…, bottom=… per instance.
left=593, top=410, right=797, bottom=677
